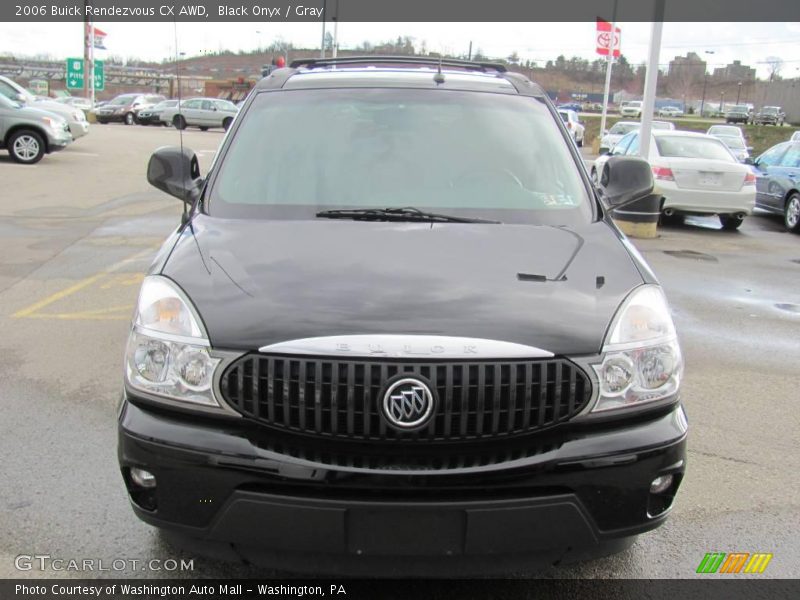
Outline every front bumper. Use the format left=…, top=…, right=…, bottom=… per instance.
left=68, top=120, right=90, bottom=139
left=118, top=395, right=687, bottom=573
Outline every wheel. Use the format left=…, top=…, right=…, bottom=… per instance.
left=222, top=117, right=233, bottom=131
left=97, top=120, right=107, bottom=125
left=785, top=193, right=800, bottom=233
left=719, top=215, right=743, bottom=230
left=199, top=126, right=209, bottom=131
left=173, top=115, right=186, bottom=130
left=8, top=129, right=45, bottom=164
left=659, top=211, right=683, bottom=226
left=124, top=112, right=136, bottom=126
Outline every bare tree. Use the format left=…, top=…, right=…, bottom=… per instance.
left=765, top=56, right=783, bottom=82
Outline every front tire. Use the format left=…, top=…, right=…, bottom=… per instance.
left=223, top=117, right=233, bottom=131
left=785, top=193, right=800, bottom=233
left=173, top=115, right=186, bottom=130
left=199, top=126, right=209, bottom=131
left=9, top=129, right=45, bottom=164
left=719, top=215, right=744, bottom=230
left=124, top=112, right=136, bottom=126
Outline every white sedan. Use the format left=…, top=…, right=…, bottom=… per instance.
left=657, top=106, right=684, bottom=117
left=592, top=129, right=755, bottom=230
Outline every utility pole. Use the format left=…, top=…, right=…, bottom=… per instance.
left=83, top=0, right=90, bottom=100
left=331, top=0, right=339, bottom=58
left=736, top=81, right=742, bottom=104
left=639, top=0, right=665, bottom=160
left=700, top=73, right=707, bottom=116
left=599, top=0, right=619, bottom=139
left=320, top=0, right=327, bottom=58
left=468, top=41, right=473, bottom=60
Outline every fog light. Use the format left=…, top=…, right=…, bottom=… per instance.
left=130, top=467, right=157, bottom=489
left=650, top=474, right=673, bottom=494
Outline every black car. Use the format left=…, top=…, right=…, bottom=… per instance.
left=118, top=57, right=687, bottom=575
left=94, top=93, right=166, bottom=125
left=751, top=141, right=800, bottom=232
left=724, top=104, right=752, bottom=124
left=753, top=106, right=785, bottom=126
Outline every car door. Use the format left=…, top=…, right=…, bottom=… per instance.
left=199, top=100, right=217, bottom=127
left=770, top=143, right=800, bottom=209
left=753, top=143, right=790, bottom=211
left=180, top=99, right=202, bottom=125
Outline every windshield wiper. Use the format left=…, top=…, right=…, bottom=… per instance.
left=315, top=207, right=500, bottom=224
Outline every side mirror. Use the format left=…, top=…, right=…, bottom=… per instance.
left=597, top=156, right=654, bottom=208
left=744, top=157, right=755, bottom=166
left=15, top=92, right=27, bottom=103
left=147, top=146, right=203, bottom=204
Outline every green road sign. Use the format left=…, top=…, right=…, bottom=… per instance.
left=94, top=60, right=104, bottom=91
left=66, top=58, right=84, bottom=90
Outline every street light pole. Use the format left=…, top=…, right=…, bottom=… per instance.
left=700, top=73, right=707, bottom=116
left=736, top=81, right=742, bottom=104
left=719, top=91, right=725, bottom=112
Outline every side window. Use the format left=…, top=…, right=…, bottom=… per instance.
left=201, top=100, right=213, bottom=111
left=758, top=143, right=788, bottom=167
left=182, top=99, right=200, bottom=109
left=780, top=144, right=800, bottom=168
left=625, top=133, right=641, bottom=156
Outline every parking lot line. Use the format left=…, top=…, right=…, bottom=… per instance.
left=12, top=247, right=156, bottom=320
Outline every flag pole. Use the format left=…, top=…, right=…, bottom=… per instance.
left=598, top=0, right=619, bottom=142
left=89, top=23, right=95, bottom=106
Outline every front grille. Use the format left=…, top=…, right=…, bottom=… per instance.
left=221, top=355, right=592, bottom=442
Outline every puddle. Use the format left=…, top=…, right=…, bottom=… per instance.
left=663, top=250, right=718, bottom=262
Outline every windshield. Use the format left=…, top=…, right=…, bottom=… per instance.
left=652, top=121, right=673, bottom=130
left=109, top=95, right=137, bottom=106
left=731, top=105, right=749, bottom=112
left=655, top=136, right=736, bottom=162
left=154, top=100, right=177, bottom=109
left=708, top=126, right=740, bottom=136
left=762, top=107, right=779, bottom=114
left=208, top=88, right=592, bottom=226
left=609, top=123, right=639, bottom=135
left=0, top=94, right=21, bottom=109
left=718, top=136, right=745, bottom=150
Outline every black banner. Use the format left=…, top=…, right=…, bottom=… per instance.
left=2, top=579, right=800, bottom=600
left=2, top=0, right=800, bottom=22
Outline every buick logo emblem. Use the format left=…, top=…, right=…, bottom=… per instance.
left=382, top=377, right=435, bottom=430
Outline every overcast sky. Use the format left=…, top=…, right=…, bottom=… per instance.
left=1, top=22, right=798, bottom=78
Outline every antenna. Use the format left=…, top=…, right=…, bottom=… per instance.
left=172, top=19, right=189, bottom=224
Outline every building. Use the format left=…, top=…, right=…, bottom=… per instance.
left=712, top=60, right=756, bottom=83
left=668, top=52, right=706, bottom=81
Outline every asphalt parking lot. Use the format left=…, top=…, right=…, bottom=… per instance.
left=0, top=124, right=798, bottom=581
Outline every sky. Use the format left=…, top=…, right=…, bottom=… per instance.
left=1, top=22, right=799, bottom=78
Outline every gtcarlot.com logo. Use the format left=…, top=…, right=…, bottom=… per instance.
left=15, top=555, right=194, bottom=572
left=696, top=552, right=773, bottom=574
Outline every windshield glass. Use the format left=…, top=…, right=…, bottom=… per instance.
left=208, top=88, right=592, bottom=225
left=652, top=121, right=673, bottom=130
left=655, top=136, right=735, bottom=162
left=762, top=107, right=779, bottom=114
left=708, top=126, right=740, bottom=136
left=719, top=136, right=745, bottom=150
left=609, top=123, right=639, bottom=135
left=154, top=100, right=177, bottom=109
left=731, top=105, right=749, bottom=112
left=0, top=94, right=21, bottom=109
left=109, top=95, right=137, bottom=105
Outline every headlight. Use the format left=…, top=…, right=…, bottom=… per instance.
left=41, top=116, right=61, bottom=130
left=125, top=276, right=220, bottom=407
left=590, top=284, right=682, bottom=412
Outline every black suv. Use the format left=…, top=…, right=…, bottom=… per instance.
left=119, top=57, right=687, bottom=575
left=753, top=106, right=785, bottom=126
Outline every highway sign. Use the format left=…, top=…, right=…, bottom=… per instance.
left=66, top=58, right=84, bottom=90
left=94, top=60, right=104, bottom=91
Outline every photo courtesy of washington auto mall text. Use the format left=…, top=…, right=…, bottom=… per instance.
left=0, top=0, right=799, bottom=598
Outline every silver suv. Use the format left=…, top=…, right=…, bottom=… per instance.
left=0, top=75, right=90, bottom=140
left=0, top=94, right=72, bottom=164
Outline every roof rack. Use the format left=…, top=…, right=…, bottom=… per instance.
left=289, top=56, right=507, bottom=74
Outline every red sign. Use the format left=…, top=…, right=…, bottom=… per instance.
left=596, top=18, right=621, bottom=57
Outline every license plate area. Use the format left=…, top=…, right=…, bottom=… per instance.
left=698, top=171, right=722, bottom=186
left=348, top=509, right=464, bottom=556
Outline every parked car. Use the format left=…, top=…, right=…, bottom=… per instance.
left=657, top=106, right=683, bottom=117
left=598, top=120, right=674, bottom=155
left=558, top=108, right=585, bottom=146
left=707, top=124, right=745, bottom=140
left=619, top=100, right=643, bottom=118
left=750, top=141, right=800, bottom=232
left=119, top=56, right=687, bottom=575
left=136, top=99, right=179, bottom=126
left=0, top=93, right=72, bottom=164
left=753, top=106, right=785, bottom=126
left=159, top=97, right=239, bottom=131
left=56, top=96, right=93, bottom=112
left=724, top=104, right=752, bottom=124
left=593, top=130, right=755, bottom=229
left=94, top=93, right=166, bottom=125
left=557, top=102, right=582, bottom=113
left=713, top=134, right=752, bottom=163
left=0, top=75, right=89, bottom=139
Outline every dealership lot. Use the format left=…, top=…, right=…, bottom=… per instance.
left=0, top=125, right=798, bottom=580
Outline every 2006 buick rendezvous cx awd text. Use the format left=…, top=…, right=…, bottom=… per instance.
left=117, top=57, right=687, bottom=575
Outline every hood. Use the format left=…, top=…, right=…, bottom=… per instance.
left=162, top=216, right=647, bottom=356
left=14, top=104, right=68, bottom=124
left=29, top=99, right=78, bottom=121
